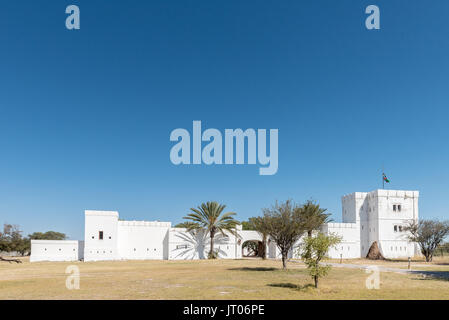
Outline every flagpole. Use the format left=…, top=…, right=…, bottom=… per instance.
left=382, top=165, right=384, bottom=190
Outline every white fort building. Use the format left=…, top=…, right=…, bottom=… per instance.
left=30, top=189, right=420, bottom=262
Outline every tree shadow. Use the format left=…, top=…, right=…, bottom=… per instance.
left=228, top=267, right=277, bottom=272
left=268, top=283, right=315, bottom=291
left=432, top=262, right=449, bottom=266
left=170, top=230, right=230, bottom=260
left=410, top=270, right=449, bottom=281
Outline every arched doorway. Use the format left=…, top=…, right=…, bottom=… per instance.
left=242, top=240, right=264, bottom=258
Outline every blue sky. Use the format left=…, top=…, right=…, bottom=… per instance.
left=1, top=1, right=448, bottom=240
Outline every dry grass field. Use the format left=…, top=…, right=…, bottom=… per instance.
left=1, top=257, right=449, bottom=300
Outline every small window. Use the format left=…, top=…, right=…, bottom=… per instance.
left=109, top=236, right=111, bottom=239
left=394, top=225, right=398, bottom=232
left=398, top=226, right=403, bottom=232
left=92, top=236, right=94, bottom=239
left=398, top=205, right=402, bottom=212
left=393, top=205, right=397, bottom=212
left=99, top=231, right=104, bottom=240
left=176, top=245, right=188, bottom=249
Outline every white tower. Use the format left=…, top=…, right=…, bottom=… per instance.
left=84, top=210, right=119, bottom=261
left=342, top=189, right=419, bottom=259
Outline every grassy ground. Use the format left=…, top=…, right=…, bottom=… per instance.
left=1, top=257, right=449, bottom=299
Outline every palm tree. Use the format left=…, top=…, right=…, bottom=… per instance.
left=300, top=200, right=332, bottom=238
left=183, top=201, right=239, bottom=259
left=174, top=222, right=198, bottom=229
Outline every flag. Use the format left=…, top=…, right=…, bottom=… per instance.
left=383, top=173, right=390, bottom=183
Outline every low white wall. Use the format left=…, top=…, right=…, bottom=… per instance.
left=30, top=240, right=83, bottom=262
left=322, top=223, right=360, bottom=259
left=379, top=241, right=415, bottom=259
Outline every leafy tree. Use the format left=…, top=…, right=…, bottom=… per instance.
left=183, top=201, right=239, bottom=259
left=29, top=231, right=66, bottom=240
left=240, top=220, right=252, bottom=231
left=300, top=232, right=341, bottom=288
left=299, top=200, right=332, bottom=238
left=247, top=216, right=270, bottom=259
left=0, top=224, right=26, bottom=262
left=0, top=224, right=25, bottom=253
left=403, top=219, right=449, bottom=262
left=262, top=200, right=304, bottom=269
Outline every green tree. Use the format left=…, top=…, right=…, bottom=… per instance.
left=240, top=220, right=252, bottom=231
left=28, top=231, right=66, bottom=240
left=299, top=200, right=332, bottom=238
left=183, top=201, right=239, bottom=259
left=0, top=224, right=25, bottom=253
left=262, top=200, right=304, bottom=269
left=404, top=219, right=449, bottom=262
left=0, top=224, right=26, bottom=263
left=300, top=232, right=341, bottom=288
left=174, top=222, right=198, bottom=229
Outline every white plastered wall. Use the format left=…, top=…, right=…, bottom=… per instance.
left=117, top=221, right=171, bottom=260
left=30, top=240, right=83, bottom=262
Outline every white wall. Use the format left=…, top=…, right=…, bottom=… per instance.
left=168, top=228, right=239, bottom=260
left=117, top=221, right=171, bottom=260
left=323, top=223, right=360, bottom=259
left=30, top=240, right=83, bottom=262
